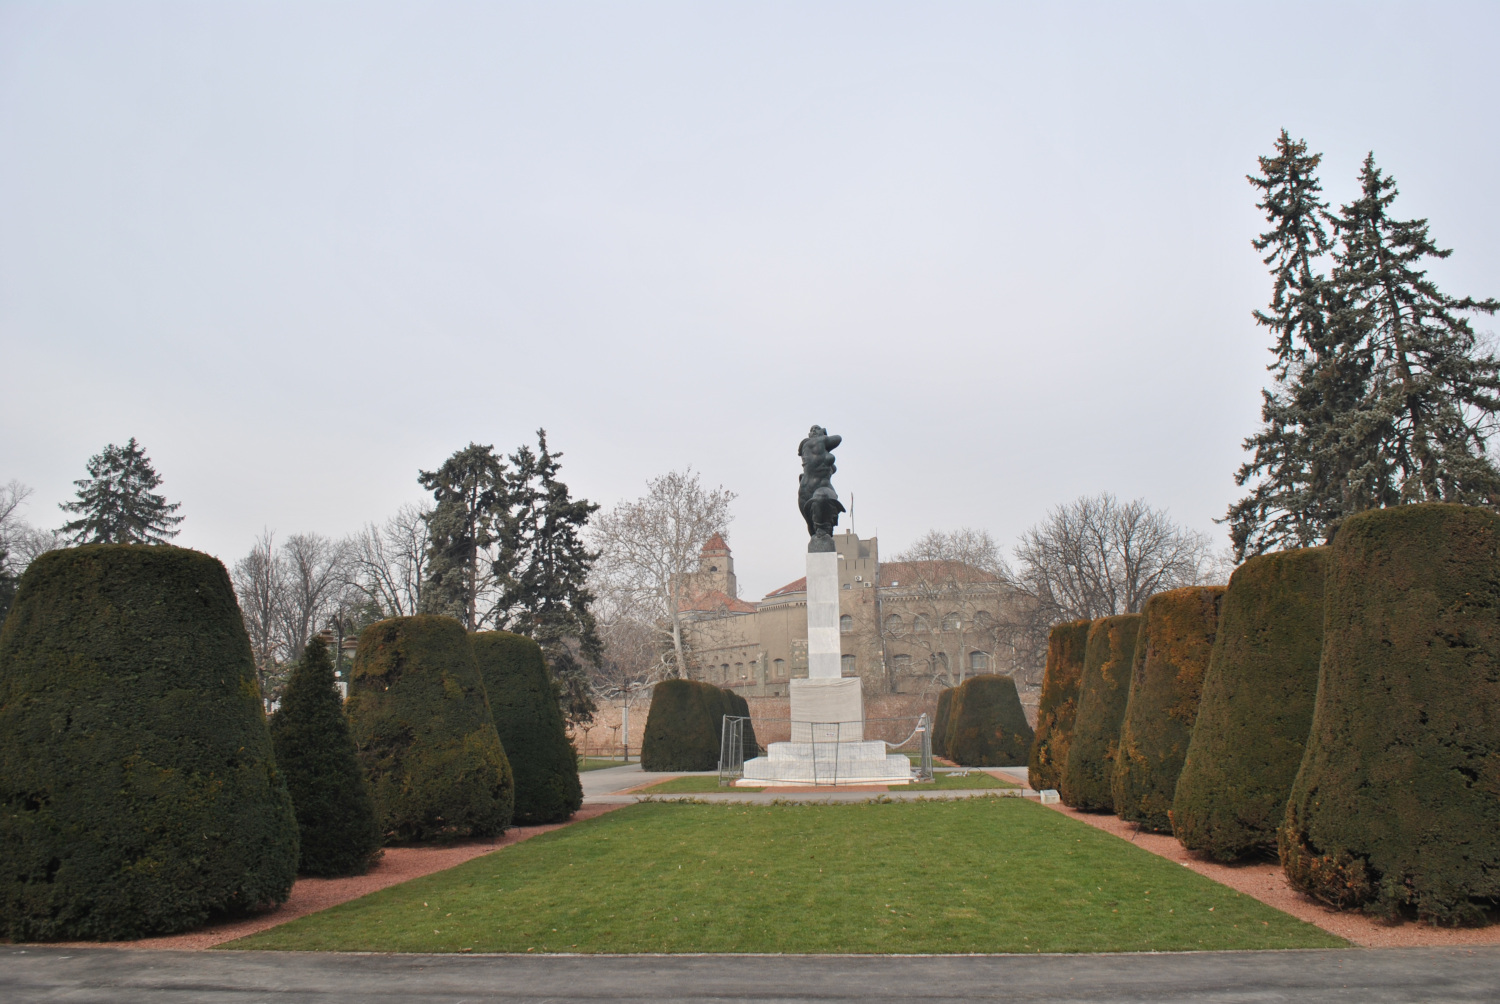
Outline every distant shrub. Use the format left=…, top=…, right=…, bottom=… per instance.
left=946, top=675, right=1035, bottom=767
left=1111, top=586, right=1225, bottom=833
left=346, top=615, right=513, bottom=843
left=932, top=687, right=955, bottom=758
left=1280, top=504, right=1500, bottom=925
left=270, top=636, right=382, bottom=876
left=724, top=689, right=759, bottom=758
left=641, top=678, right=727, bottom=771
left=0, top=544, right=298, bottom=940
left=470, top=631, right=582, bottom=826
left=1172, top=547, right=1327, bottom=861
left=1059, top=614, right=1142, bottom=811
left=1028, top=620, right=1091, bottom=792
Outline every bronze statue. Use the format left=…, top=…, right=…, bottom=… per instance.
left=798, top=425, right=845, bottom=551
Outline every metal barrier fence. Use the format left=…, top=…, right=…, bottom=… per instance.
left=718, top=713, right=933, bottom=787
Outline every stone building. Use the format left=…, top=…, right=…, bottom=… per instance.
left=678, top=531, right=1032, bottom=699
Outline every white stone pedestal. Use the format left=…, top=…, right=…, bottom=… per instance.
left=738, top=547, right=913, bottom=786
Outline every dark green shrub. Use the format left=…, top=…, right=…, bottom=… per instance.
left=470, top=631, right=581, bottom=825
left=1172, top=547, right=1327, bottom=861
left=946, top=675, right=1035, bottom=767
left=0, top=544, right=298, bottom=940
left=932, top=687, right=955, bottom=758
left=1028, top=620, right=1091, bottom=792
left=1111, top=586, right=1225, bottom=832
left=724, top=689, right=759, bottom=757
left=641, top=678, right=726, bottom=771
left=269, top=636, right=383, bottom=876
left=1059, top=614, right=1142, bottom=811
left=1280, top=504, right=1500, bottom=925
left=346, top=615, right=513, bottom=843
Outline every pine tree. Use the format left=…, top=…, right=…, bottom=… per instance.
left=268, top=636, right=383, bottom=876
left=491, top=430, right=602, bottom=726
left=59, top=438, right=183, bottom=544
left=418, top=444, right=508, bottom=630
left=1328, top=154, right=1500, bottom=508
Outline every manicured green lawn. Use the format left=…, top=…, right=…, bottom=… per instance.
left=638, top=776, right=763, bottom=793
left=579, top=757, right=637, bottom=772
left=907, top=771, right=1017, bottom=790
left=226, top=800, right=1342, bottom=955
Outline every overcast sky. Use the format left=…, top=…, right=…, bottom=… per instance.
left=3, top=2, right=1497, bottom=598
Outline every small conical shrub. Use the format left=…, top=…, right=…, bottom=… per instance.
left=946, top=674, right=1035, bottom=767
left=1281, top=504, right=1500, bottom=925
left=269, top=636, right=382, bottom=875
left=470, top=631, right=581, bottom=825
left=347, top=615, right=513, bottom=843
left=1111, top=586, right=1225, bottom=832
left=0, top=544, right=298, bottom=940
left=641, top=678, right=726, bottom=771
left=1172, top=547, right=1327, bottom=861
left=1028, top=619, right=1091, bottom=792
left=1060, top=613, right=1142, bottom=811
left=932, top=687, right=955, bottom=758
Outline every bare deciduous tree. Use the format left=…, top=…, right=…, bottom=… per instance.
left=591, top=468, right=735, bottom=678
left=232, top=530, right=286, bottom=697
left=348, top=503, right=431, bottom=617
left=0, top=481, right=63, bottom=570
left=278, top=532, right=350, bottom=663
left=1014, top=492, right=1218, bottom=624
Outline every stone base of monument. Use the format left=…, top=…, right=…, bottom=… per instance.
left=737, top=676, right=915, bottom=786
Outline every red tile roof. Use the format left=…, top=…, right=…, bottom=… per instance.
left=678, top=589, right=757, bottom=615
left=878, top=560, right=1005, bottom=588
left=764, top=576, right=807, bottom=598
left=701, top=532, right=730, bottom=554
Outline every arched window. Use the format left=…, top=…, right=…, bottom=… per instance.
left=942, top=612, right=961, bottom=632
left=883, top=614, right=904, bottom=634
left=735, top=662, right=744, bottom=678
left=972, top=610, right=995, bottom=629
left=934, top=652, right=949, bottom=672
left=721, top=663, right=730, bottom=682
left=969, top=651, right=990, bottom=673
left=773, top=658, right=786, bottom=679
left=892, top=654, right=912, bottom=672
left=840, top=614, right=854, bottom=634
left=912, top=614, right=931, bottom=633
left=841, top=654, right=856, bottom=675
left=708, top=565, right=719, bottom=573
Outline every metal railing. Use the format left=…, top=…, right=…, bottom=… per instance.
left=717, top=713, right=933, bottom=786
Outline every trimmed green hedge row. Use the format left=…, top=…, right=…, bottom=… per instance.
left=1060, top=614, right=1142, bottom=811
left=471, top=631, right=581, bottom=825
left=1172, top=547, right=1327, bottom=861
left=0, top=545, right=299, bottom=940
left=945, top=674, right=1035, bottom=767
left=347, top=615, right=514, bottom=843
left=641, top=679, right=730, bottom=771
left=932, top=687, right=955, bottom=759
left=1112, top=586, right=1224, bottom=833
left=1028, top=619, right=1091, bottom=792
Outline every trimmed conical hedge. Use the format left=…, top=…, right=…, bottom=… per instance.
left=1060, top=614, right=1142, bottom=811
left=1281, top=504, right=1500, bottom=925
left=470, top=631, right=582, bottom=826
left=0, top=544, right=298, bottom=940
left=1111, top=586, right=1225, bottom=832
left=641, top=678, right=728, bottom=771
left=946, top=674, right=1035, bottom=767
left=932, top=687, right=955, bottom=759
left=725, top=689, right=759, bottom=758
left=1028, top=620, right=1091, bottom=792
left=1172, top=547, right=1327, bottom=861
left=270, top=636, right=383, bottom=876
left=347, top=616, right=513, bottom=843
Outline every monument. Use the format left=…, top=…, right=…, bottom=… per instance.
left=738, top=427, right=915, bottom=785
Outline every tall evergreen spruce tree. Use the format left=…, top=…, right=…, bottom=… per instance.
left=1328, top=155, right=1500, bottom=507
left=59, top=438, right=183, bottom=544
left=268, top=637, right=383, bottom=877
left=492, top=430, right=602, bottom=725
left=419, top=444, right=507, bottom=630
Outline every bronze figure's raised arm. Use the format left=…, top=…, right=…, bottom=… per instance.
left=798, top=425, right=845, bottom=552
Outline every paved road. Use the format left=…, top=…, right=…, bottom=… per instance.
left=3, top=946, right=1498, bottom=1003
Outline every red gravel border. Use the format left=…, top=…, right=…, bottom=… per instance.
left=37, top=804, right=627, bottom=951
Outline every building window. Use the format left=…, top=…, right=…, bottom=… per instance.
left=970, top=651, right=990, bottom=672
left=942, top=612, right=961, bottom=632
left=912, top=614, right=930, bottom=633
left=934, top=652, right=949, bottom=672
left=972, top=610, right=994, bottom=629
left=708, top=565, right=718, bottom=573
left=842, top=582, right=851, bottom=590
left=721, top=663, right=729, bottom=682
left=773, top=658, right=785, bottom=679
left=883, top=614, right=904, bottom=634
left=892, top=654, right=912, bottom=672
left=840, top=614, right=853, bottom=634
left=841, top=654, right=856, bottom=675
